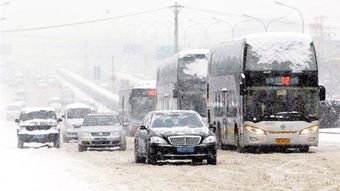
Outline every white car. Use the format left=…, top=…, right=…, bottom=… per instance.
left=62, top=103, right=93, bottom=142
left=78, top=112, right=126, bottom=152
left=16, top=107, right=62, bottom=148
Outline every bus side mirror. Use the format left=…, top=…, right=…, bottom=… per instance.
left=319, top=85, right=326, bottom=101
left=15, top=119, right=20, bottom=123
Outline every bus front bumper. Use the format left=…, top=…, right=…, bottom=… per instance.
left=243, top=131, right=318, bottom=147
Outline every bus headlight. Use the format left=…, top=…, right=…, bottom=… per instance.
left=245, top=125, right=266, bottom=135
left=150, top=136, right=168, bottom=144
left=300, top=125, right=319, bottom=135
left=202, top=136, right=216, bottom=144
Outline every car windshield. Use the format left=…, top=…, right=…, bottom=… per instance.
left=151, top=112, right=204, bottom=128
left=245, top=87, right=319, bottom=122
left=20, top=111, right=57, bottom=121
left=83, top=115, right=121, bottom=126
left=67, top=108, right=91, bottom=119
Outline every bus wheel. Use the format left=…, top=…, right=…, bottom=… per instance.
left=299, top=146, right=310, bottom=153
left=236, top=134, right=247, bottom=153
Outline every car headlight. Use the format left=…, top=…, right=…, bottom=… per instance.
left=150, top=136, right=168, bottom=144
left=245, top=125, right=266, bottom=135
left=202, top=136, right=216, bottom=144
left=300, top=125, right=319, bottom=134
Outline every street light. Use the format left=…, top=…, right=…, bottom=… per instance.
left=212, top=17, right=249, bottom=39
left=0, top=1, right=10, bottom=6
left=275, top=1, right=304, bottom=33
left=188, top=19, right=219, bottom=48
left=243, top=14, right=284, bottom=32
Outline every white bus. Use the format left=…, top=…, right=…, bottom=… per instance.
left=157, top=49, right=209, bottom=117
left=207, top=33, right=325, bottom=153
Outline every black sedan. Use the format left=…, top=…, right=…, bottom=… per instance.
left=134, top=110, right=217, bottom=165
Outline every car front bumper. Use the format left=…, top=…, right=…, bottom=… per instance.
left=149, top=143, right=217, bottom=160
left=18, top=133, right=59, bottom=143
left=243, top=131, right=319, bottom=147
left=79, top=136, right=125, bottom=148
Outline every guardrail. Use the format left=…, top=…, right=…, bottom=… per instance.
left=57, top=68, right=119, bottom=111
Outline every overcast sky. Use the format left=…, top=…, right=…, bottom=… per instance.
left=1, top=0, right=339, bottom=39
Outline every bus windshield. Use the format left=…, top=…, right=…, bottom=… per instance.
left=130, top=89, right=157, bottom=121
left=245, top=88, right=319, bottom=122
left=245, top=42, right=317, bottom=73
left=179, top=54, right=207, bottom=79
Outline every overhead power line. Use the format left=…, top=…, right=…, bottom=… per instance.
left=1, top=6, right=169, bottom=33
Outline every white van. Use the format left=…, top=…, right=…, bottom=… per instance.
left=62, top=103, right=92, bottom=142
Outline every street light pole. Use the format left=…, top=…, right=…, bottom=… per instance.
left=243, top=14, right=284, bottom=32
left=212, top=17, right=249, bottom=39
left=275, top=1, right=304, bottom=33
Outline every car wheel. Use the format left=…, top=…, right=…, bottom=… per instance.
left=63, top=135, right=69, bottom=143
left=119, top=144, right=127, bottom=151
left=54, top=135, right=60, bottom=148
left=207, top=157, right=217, bottom=165
left=17, top=138, right=24, bottom=149
left=300, top=146, right=310, bottom=153
left=78, top=144, right=87, bottom=152
left=147, top=143, right=157, bottom=165
left=134, top=141, right=145, bottom=163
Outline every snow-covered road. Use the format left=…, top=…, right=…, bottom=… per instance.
left=2, top=80, right=340, bottom=191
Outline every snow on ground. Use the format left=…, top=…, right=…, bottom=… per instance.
left=2, top=78, right=340, bottom=191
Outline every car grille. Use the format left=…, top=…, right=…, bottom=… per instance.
left=91, top=132, right=111, bottom=136
left=25, top=126, right=52, bottom=131
left=168, top=136, right=201, bottom=146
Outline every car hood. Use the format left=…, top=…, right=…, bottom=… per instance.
left=20, top=119, right=57, bottom=127
left=149, top=126, right=212, bottom=139
left=80, top=125, right=122, bottom=132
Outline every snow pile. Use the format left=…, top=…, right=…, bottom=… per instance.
left=246, top=33, right=315, bottom=72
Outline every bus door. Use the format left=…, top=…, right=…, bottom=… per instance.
left=222, top=90, right=237, bottom=145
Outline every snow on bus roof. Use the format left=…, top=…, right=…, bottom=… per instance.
left=66, top=103, right=92, bottom=109
left=131, top=80, right=156, bottom=89
left=22, top=107, right=55, bottom=113
left=243, top=32, right=315, bottom=73
left=177, top=49, right=209, bottom=58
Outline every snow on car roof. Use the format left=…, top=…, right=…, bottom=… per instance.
left=131, top=80, right=156, bottom=89
left=243, top=32, right=314, bottom=73
left=87, top=112, right=119, bottom=116
left=66, top=103, right=92, bottom=109
left=22, top=107, right=55, bottom=113
left=152, top=110, right=200, bottom=115
left=177, top=49, right=209, bottom=58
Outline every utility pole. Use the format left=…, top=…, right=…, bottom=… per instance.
left=84, top=40, right=88, bottom=78
left=171, top=2, right=182, bottom=53
left=112, top=56, right=115, bottom=92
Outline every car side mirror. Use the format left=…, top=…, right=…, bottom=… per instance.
left=15, top=119, right=20, bottom=123
left=208, top=124, right=216, bottom=133
left=57, top=118, right=62, bottom=123
left=319, top=85, right=326, bottom=101
left=139, top=125, right=147, bottom=130
left=62, top=115, right=65, bottom=118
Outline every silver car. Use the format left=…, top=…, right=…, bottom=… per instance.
left=78, top=112, right=126, bottom=152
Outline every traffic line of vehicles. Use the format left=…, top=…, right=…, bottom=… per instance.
left=8, top=32, right=325, bottom=165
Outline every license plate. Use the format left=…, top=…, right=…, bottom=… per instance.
left=275, top=138, right=290, bottom=144
left=176, top=146, right=195, bottom=153
left=94, top=138, right=108, bottom=141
